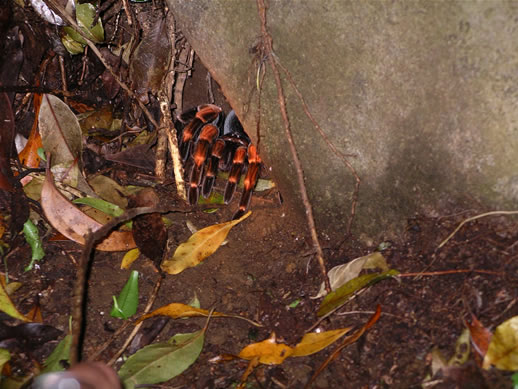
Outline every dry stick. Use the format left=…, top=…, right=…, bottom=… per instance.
left=70, top=206, right=182, bottom=365
left=437, top=210, right=518, bottom=249
left=256, top=0, right=330, bottom=292
left=274, top=59, right=361, bottom=235
left=155, top=11, right=181, bottom=192
left=45, top=0, right=159, bottom=130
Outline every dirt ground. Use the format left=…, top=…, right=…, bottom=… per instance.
left=1, top=2, right=518, bottom=389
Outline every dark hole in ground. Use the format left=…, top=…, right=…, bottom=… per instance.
left=0, top=2, right=517, bottom=389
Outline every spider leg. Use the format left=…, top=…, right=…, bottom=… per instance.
left=233, top=145, right=261, bottom=220
left=188, top=124, right=219, bottom=205
left=224, top=145, right=247, bottom=204
left=179, top=104, right=222, bottom=161
left=201, top=138, right=225, bottom=198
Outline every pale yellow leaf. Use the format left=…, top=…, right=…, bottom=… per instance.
left=483, top=316, right=518, bottom=370
left=291, top=327, right=353, bottom=357
left=161, top=211, right=251, bottom=275
left=0, top=281, right=30, bottom=322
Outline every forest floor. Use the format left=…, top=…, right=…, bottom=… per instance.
left=1, top=1, right=518, bottom=388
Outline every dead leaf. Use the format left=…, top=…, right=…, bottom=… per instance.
left=135, top=302, right=261, bottom=327
left=465, top=313, right=491, bottom=360
left=312, top=252, right=389, bottom=298
left=129, top=16, right=171, bottom=104
left=39, top=94, right=94, bottom=195
left=161, top=211, right=251, bottom=275
left=291, top=327, right=353, bottom=357
left=483, top=315, right=518, bottom=370
left=41, top=167, right=136, bottom=251
left=238, top=333, right=294, bottom=365
left=18, top=93, right=43, bottom=169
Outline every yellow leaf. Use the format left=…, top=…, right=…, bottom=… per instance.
left=483, top=316, right=518, bottom=370
left=161, top=211, right=251, bottom=275
left=238, top=333, right=294, bottom=365
left=135, top=302, right=261, bottom=327
left=135, top=303, right=227, bottom=324
left=0, top=281, right=30, bottom=322
left=291, top=327, right=353, bottom=357
left=121, top=248, right=140, bottom=269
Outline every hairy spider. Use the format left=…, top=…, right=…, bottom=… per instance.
left=176, top=104, right=261, bottom=219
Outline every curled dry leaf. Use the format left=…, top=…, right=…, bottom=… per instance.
left=161, top=211, right=251, bottom=275
left=41, top=168, right=136, bottom=251
left=312, top=252, right=388, bottom=299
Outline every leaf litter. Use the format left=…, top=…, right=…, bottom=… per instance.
left=2, top=2, right=518, bottom=388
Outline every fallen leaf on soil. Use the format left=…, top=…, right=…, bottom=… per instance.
left=161, top=211, right=251, bottom=275
left=110, top=270, right=139, bottom=319
left=306, top=305, right=381, bottom=389
left=237, top=327, right=354, bottom=366
left=0, top=281, right=30, bottom=322
left=23, top=218, right=45, bottom=271
left=238, top=332, right=294, bottom=365
left=312, top=252, right=389, bottom=298
left=41, top=334, right=72, bottom=373
left=121, top=248, right=140, bottom=269
left=135, top=302, right=261, bottom=327
left=483, top=315, right=518, bottom=370
left=465, top=313, right=491, bottom=359
left=317, top=270, right=399, bottom=317
left=41, top=167, right=136, bottom=251
left=291, top=327, right=354, bottom=356
left=118, top=330, right=204, bottom=389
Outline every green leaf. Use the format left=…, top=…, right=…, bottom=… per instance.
left=41, top=334, right=72, bottom=373
left=0, top=348, right=11, bottom=371
left=317, top=270, right=399, bottom=317
left=110, top=271, right=139, bottom=319
left=73, top=197, right=124, bottom=217
left=119, top=331, right=204, bottom=389
left=61, top=2, right=104, bottom=55
left=23, top=219, right=45, bottom=271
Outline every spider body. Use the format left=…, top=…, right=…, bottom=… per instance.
left=177, top=105, right=261, bottom=219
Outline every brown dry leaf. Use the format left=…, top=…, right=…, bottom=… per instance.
left=161, top=211, right=251, bottom=275
left=238, top=333, right=294, bottom=365
left=41, top=167, right=136, bottom=251
left=465, top=313, right=492, bottom=360
left=129, top=15, right=171, bottom=104
left=135, top=302, right=261, bottom=327
left=291, top=327, right=354, bottom=357
left=18, top=93, right=43, bottom=169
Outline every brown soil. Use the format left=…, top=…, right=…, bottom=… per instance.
left=2, top=2, right=518, bottom=389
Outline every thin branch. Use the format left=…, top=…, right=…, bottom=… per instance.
left=256, top=0, right=330, bottom=293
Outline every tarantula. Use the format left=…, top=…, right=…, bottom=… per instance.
left=176, top=104, right=261, bottom=219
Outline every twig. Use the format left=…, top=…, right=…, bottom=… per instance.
left=438, top=210, right=518, bottom=249
left=256, top=0, right=330, bottom=292
left=398, top=269, right=504, bottom=277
